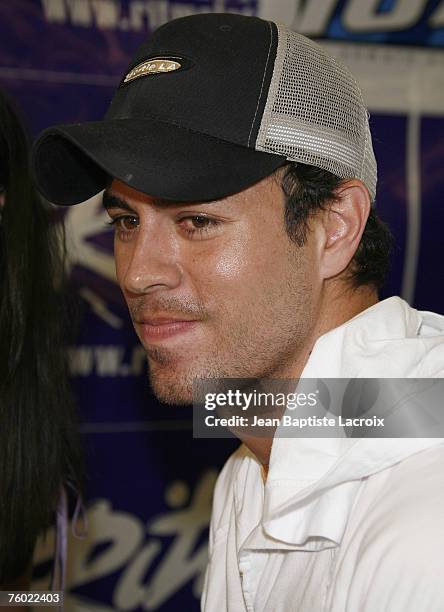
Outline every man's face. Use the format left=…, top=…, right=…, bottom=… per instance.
left=105, top=172, right=322, bottom=404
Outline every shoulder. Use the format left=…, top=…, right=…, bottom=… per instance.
left=363, top=444, right=444, bottom=554
left=344, top=445, right=444, bottom=610
left=357, top=446, right=444, bottom=594
left=376, top=443, right=444, bottom=527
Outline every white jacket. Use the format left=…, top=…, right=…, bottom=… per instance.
left=202, top=297, right=444, bottom=612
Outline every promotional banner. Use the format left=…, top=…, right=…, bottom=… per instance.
left=0, top=1, right=443, bottom=610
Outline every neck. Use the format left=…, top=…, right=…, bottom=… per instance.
left=241, top=285, right=379, bottom=469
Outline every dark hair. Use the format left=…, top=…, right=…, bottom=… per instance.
left=280, top=162, right=393, bottom=290
left=0, top=91, right=84, bottom=583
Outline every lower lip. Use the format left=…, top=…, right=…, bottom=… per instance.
left=139, top=320, right=199, bottom=342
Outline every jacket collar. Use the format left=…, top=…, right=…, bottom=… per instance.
left=245, top=297, right=444, bottom=551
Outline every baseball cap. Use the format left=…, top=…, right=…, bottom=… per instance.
left=31, top=13, right=377, bottom=206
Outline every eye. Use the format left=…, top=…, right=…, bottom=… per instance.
left=107, top=214, right=139, bottom=239
left=190, top=215, right=211, bottom=228
left=179, top=215, right=221, bottom=238
left=108, top=215, right=138, bottom=229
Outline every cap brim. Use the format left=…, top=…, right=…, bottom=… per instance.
left=31, top=118, right=287, bottom=205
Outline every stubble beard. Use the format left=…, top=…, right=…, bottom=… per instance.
left=146, top=344, right=224, bottom=405
left=145, top=283, right=315, bottom=406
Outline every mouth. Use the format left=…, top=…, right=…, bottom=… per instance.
left=135, top=317, right=201, bottom=343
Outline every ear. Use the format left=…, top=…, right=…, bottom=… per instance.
left=318, top=180, right=371, bottom=281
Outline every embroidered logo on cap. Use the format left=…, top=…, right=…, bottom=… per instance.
left=123, top=58, right=182, bottom=83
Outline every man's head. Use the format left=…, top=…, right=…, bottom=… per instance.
left=101, top=163, right=389, bottom=404
left=31, top=13, right=391, bottom=404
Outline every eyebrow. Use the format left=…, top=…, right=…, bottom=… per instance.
left=102, top=188, right=220, bottom=212
left=102, top=189, right=135, bottom=212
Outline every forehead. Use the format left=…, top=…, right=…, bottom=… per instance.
left=106, top=172, right=282, bottom=211
left=108, top=179, right=164, bottom=207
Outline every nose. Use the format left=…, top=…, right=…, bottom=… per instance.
left=120, top=220, right=182, bottom=295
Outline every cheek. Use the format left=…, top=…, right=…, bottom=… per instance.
left=198, top=231, right=289, bottom=306
left=114, top=238, right=131, bottom=285
left=213, top=237, right=245, bottom=279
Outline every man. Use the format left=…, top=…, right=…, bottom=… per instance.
left=32, top=13, right=444, bottom=612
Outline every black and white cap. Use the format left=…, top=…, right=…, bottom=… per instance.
left=32, top=13, right=377, bottom=205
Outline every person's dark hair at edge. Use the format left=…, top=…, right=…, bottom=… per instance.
left=0, top=91, right=84, bottom=584
left=280, top=162, right=393, bottom=289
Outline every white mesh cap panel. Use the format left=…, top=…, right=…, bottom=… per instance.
left=256, top=25, right=377, bottom=200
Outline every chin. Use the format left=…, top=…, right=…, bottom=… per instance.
left=148, top=364, right=194, bottom=406
left=145, top=345, right=238, bottom=405
left=150, top=380, right=194, bottom=406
